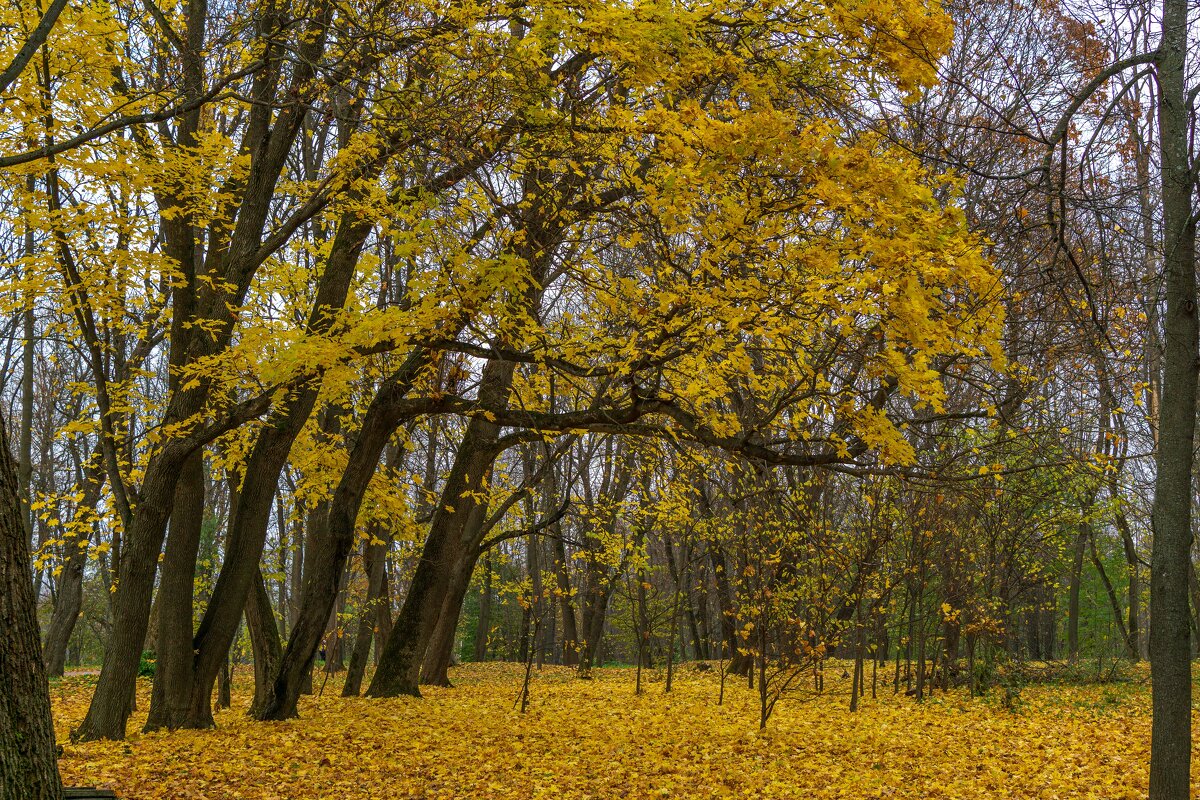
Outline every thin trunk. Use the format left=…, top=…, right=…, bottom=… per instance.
left=473, top=554, right=493, bottom=662
left=43, top=456, right=104, bottom=677
left=1089, top=530, right=1132, bottom=654
left=1068, top=526, right=1086, bottom=660
left=245, top=567, right=283, bottom=718
left=344, top=532, right=391, bottom=697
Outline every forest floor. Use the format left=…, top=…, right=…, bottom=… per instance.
left=52, top=661, right=1157, bottom=799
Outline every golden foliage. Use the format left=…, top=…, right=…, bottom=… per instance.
left=53, top=663, right=1154, bottom=799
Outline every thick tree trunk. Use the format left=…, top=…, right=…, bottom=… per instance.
left=185, top=216, right=369, bottom=711
left=422, top=557, right=474, bottom=686
left=71, top=439, right=192, bottom=741
left=185, top=390, right=323, bottom=716
left=0, top=417, right=63, bottom=800
left=146, top=452, right=208, bottom=731
left=1149, top=4, right=1196, bottom=794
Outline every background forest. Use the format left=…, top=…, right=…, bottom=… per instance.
left=1, top=0, right=1198, bottom=797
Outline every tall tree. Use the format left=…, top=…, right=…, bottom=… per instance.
left=0, top=418, right=61, bottom=800
left=1147, top=0, right=1195, bottom=792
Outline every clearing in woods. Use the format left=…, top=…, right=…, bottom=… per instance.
left=54, top=662, right=1152, bottom=799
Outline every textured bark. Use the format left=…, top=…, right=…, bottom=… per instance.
left=1149, top=2, right=1196, bottom=793
left=421, top=556, right=474, bottom=686
left=368, top=412, right=502, bottom=697
left=0, top=417, right=63, bottom=800
left=548, top=525, right=578, bottom=667
left=75, top=0, right=336, bottom=740
left=145, top=452, right=208, bottom=731
left=71, top=439, right=192, bottom=741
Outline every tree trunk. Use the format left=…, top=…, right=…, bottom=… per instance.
left=245, top=567, right=283, bottom=718
left=254, top=354, right=432, bottom=720
left=71, top=438, right=193, bottom=741
left=43, top=457, right=105, bottom=678
left=146, top=451, right=208, bottom=731
left=473, top=554, right=492, bottom=662
left=553, top=532, right=578, bottom=666
left=1111, top=495, right=1142, bottom=660
left=369, top=361, right=514, bottom=698
left=421, top=550, right=477, bottom=686
left=1067, top=526, right=1086, bottom=660
left=1149, top=2, right=1196, bottom=793
left=323, top=569, right=348, bottom=673
left=0, top=416, right=63, bottom=800
left=343, top=532, right=391, bottom=697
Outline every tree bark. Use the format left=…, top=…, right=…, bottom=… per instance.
left=145, top=452, right=208, bottom=731
left=245, top=567, right=283, bottom=718
left=1149, top=2, right=1196, bottom=793
left=255, top=352, right=432, bottom=720
left=553, top=531, right=579, bottom=666
left=368, top=402, right=507, bottom=697
left=421, top=554, right=476, bottom=685
left=71, top=438, right=194, bottom=741
left=0, top=416, right=63, bottom=800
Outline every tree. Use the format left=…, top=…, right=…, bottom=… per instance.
left=1146, top=0, right=1194, bottom=792
left=0, top=411, right=61, bottom=800
left=0, top=1, right=77, bottom=797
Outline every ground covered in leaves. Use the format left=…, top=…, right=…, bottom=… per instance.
left=53, top=662, right=1161, bottom=799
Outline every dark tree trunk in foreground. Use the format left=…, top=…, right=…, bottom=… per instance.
left=146, top=452, right=208, bottom=731
left=1149, top=1, right=1197, bottom=795
left=0, top=417, right=63, bottom=800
